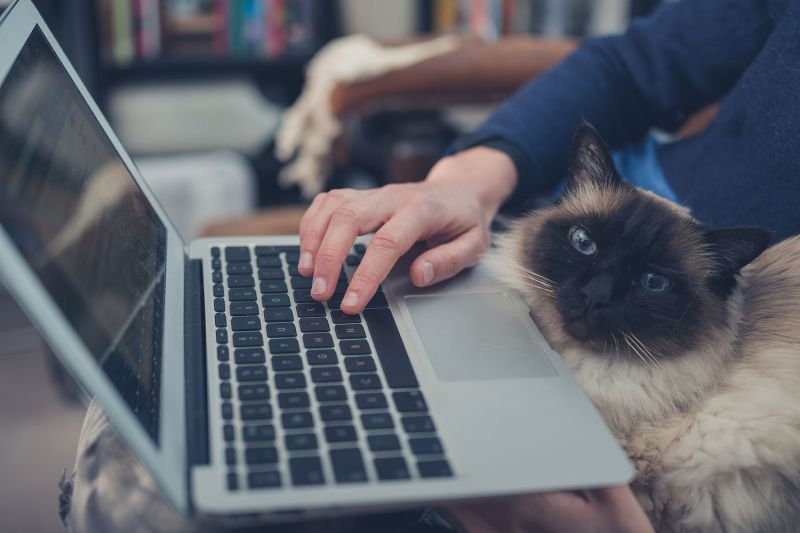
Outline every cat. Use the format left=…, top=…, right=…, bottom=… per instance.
left=486, top=124, right=800, bottom=532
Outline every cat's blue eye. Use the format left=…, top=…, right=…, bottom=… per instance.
left=569, top=226, right=597, bottom=255
left=641, top=272, right=671, bottom=293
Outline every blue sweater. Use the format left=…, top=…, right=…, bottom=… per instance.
left=460, top=0, right=800, bottom=240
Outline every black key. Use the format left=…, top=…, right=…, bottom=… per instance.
left=229, top=288, right=256, bottom=301
left=256, top=256, right=281, bottom=268
left=225, top=246, right=250, bottom=262
left=292, top=290, right=315, bottom=303
left=269, top=338, right=300, bottom=354
left=262, top=294, right=291, bottom=308
left=231, top=316, right=261, bottom=331
left=212, top=258, right=222, bottom=270
left=248, top=471, right=281, bottom=489
left=303, top=332, right=334, bottom=349
left=235, top=348, right=265, bottom=365
left=221, top=402, right=233, bottom=419
left=236, top=365, right=267, bottom=382
left=326, top=295, right=343, bottom=310
left=225, top=447, right=236, bottom=465
left=333, top=279, right=349, bottom=294
left=233, top=332, right=263, bottom=347
left=364, top=308, right=418, bottom=388
left=393, top=391, right=428, bottom=413
left=315, top=385, right=347, bottom=402
left=241, top=404, right=273, bottom=421
left=290, top=276, right=312, bottom=289
left=350, top=373, right=382, bottom=390
left=216, top=345, right=229, bottom=361
left=402, top=415, right=436, bottom=434
left=346, top=254, right=361, bottom=266
left=324, top=425, right=357, bottom=443
left=296, top=302, right=325, bottom=317
left=213, top=283, right=224, bottom=297
left=255, top=245, right=285, bottom=256
left=223, top=424, right=234, bottom=442
left=374, top=457, right=410, bottom=481
left=227, top=274, right=255, bottom=288
left=264, top=307, right=293, bottom=322
left=229, top=301, right=258, bottom=316
left=353, top=243, right=366, bottom=255
left=362, top=412, right=394, bottom=430
left=258, top=268, right=284, bottom=280
left=340, top=339, right=370, bottom=355
left=281, top=411, right=314, bottom=429
left=344, top=356, right=376, bottom=373
left=410, top=437, right=444, bottom=456
left=331, top=310, right=361, bottom=324
left=242, top=424, right=275, bottom=442
left=211, top=246, right=221, bottom=257
left=216, top=329, right=228, bottom=344
left=238, top=383, right=270, bottom=401
left=307, top=349, right=338, bottom=366
left=212, top=270, right=223, bottom=283
left=271, top=355, right=303, bottom=372
left=299, top=317, right=330, bottom=333
left=278, top=391, right=310, bottom=409
left=227, top=472, right=238, bottom=491
left=220, top=382, right=232, bottom=399
left=275, top=372, right=307, bottom=389
left=227, top=263, right=252, bottom=275
left=289, top=457, right=325, bottom=486
left=335, top=324, right=366, bottom=339
left=214, top=298, right=225, bottom=312
left=310, top=367, right=342, bottom=383
left=267, top=322, right=296, bottom=338
left=368, top=434, right=401, bottom=452
left=417, top=460, right=453, bottom=478
left=287, top=264, right=301, bottom=277
left=260, top=280, right=288, bottom=293
left=330, top=448, right=368, bottom=483
left=355, top=392, right=387, bottom=410
left=218, top=363, right=231, bottom=380
left=245, top=447, right=279, bottom=465
left=365, top=291, right=389, bottom=309
left=285, top=250, right=301, bottom=262
left=285, top=433, right=318, bottom=451
left=319, top=404, right=352, bottom=422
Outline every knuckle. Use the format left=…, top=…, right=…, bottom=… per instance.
left=315, top=248, right=341, bottom=267
left=330, top=204, right=359, bottom=226
left=352, top=266, right=382, bottom=288
left=301, top=225, right=325, bottom=245
left=438, top=249, right=462, bottom=275
left=370, top=231, right=402, bottom=254
left=328, top=188, right=354, bottom=201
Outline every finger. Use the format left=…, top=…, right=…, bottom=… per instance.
left=297, top=193, right=328, bottom=275
left=408, top=226, right=487, bottom=287
left=298, top=189, right=359, bottom=276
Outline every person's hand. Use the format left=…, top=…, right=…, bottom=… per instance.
left=441, top=486, right=654, bottom=533
left=297, top=146, right=517, bottom=313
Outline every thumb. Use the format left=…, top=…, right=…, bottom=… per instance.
left=410, top=227, right=487, bottom=287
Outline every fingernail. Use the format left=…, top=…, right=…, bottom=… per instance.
left=299, top=251, right=313, bottom=270
left=421, top=261, right=434, bottom=286
left=311, top=277, right=327, bottom=295
left=342, top=291, right=359, bottom=309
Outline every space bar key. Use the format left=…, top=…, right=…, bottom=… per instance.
left=363, top=308, right=419, bottom=389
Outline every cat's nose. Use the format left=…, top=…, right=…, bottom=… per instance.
left=579, top=273, right=614, bottom=310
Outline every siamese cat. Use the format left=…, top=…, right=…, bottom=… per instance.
left=488, top=124, right=800, bottom=532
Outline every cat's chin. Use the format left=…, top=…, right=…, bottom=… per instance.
left=562, top=319, right=607, bottom=350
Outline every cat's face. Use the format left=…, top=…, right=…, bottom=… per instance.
left=499, top=125, right=771, bottom=361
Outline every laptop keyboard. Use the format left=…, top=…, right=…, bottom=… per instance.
left=209, top=244, right=453, bottom=491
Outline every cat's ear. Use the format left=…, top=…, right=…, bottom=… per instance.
left=706, top=227, right=772, bottom=273
left=566, top=123, right=622, bottom=190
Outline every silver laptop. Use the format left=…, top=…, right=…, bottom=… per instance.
left=0, top=0, right=632, bottom=522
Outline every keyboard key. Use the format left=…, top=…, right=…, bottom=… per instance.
left=344, top=356, right=376, bottom=373
left=223, top=424, right=234, bottom=442
left=355, top=393, right=388, bottom=410
left=289, top=457, right=325, bottom=486
left=271, top=355, right=303, bottom=372
left=302, top=333, right=334, bottom=349
left=330, top=448, right=367, bottom=484
left=278, top=392, right=310, bottom=409
left=264, top=307, right=293, bottom=322
left=248, top=471, right=281, bottom=489
left=296, top=302, right=325, bottom=317
left=324, top=425, right=357, bottom=443
left=227, top=263, right=252, bottom=275
left=350, top=374, right=382, bottom=390
left=216, top=329, right=228, bottom=344
left=221, top=402, right=233, bottom=419
left=225, top=448, right=236, bottom=465
left=235, top=348, right=265, bottom=364
left=290, top=276, right=312, bottom=289
left=211, top=246, right=221, bottom=257
left=242, top=424, right=275, bottom=442
left=212, top=270, right=223, bottom=283
left=353, top=243, right=366, bottom=255
left=212, top=257, right=222, bottom=270
left=409, top=437, right=444, bottom=456
left=216, top=345, right=229, bottom=361
left=213, top=298, right=225, bottom=312
left=218, top=363, right=231, bottom=380
left=402, top=415, right=436, bottom=434
left=364, top=308, right=419, bottom=388
left=361, top=412, right=394, bottom=430
left=292, top=290, right=315, bottom=303
left=230, top=302, right=258, bottom=315
left=340, top=339, right=370, bottom=355
left=227, top=472, right=238, bottom=491
left=365, top=292, right=389, bottom=309
left=326, top=295, right=343, bottom=310
left=307, top=349, right=338, bottom=366
left=220, top=382, right=232, bottom=399
left=287, top=264, right=301, bottom=277
left=229, top=288, right=256, bottom=301
left=335, top=324, right=366, bottom=339
left=262, top=294, right=291, bottom=308
left=231, top=316, right=261, bottom=331
left=233, top=332, right=263, bottom=347
left=269, top=338, right=300, bottom=354
left=213, top=283, right=224, bottom=297
left=281, top=411, right=314, bottom=429
left=299, top=317, right=330, bottom=333
left=331, top=310, right=361, bottom=324
left=227, top=274, right=255, bottom=288
left=286, top=250, right=301, bottom=263
left=374, top=457, right=411, bottom=481
left=236, top=365, right=267, bottom=381
left=393, top=391, right=428, bottom=413
left=285, top=433, right=318, bottom=451
left=225, top=246, right=250, bottom=262
left=245, top=447, right=279, bottom=465
left=333, top=279, right=349, bottom=294
left=258, top=268, right=284, bottom=280
left=346, top=254, right=361, bottom=266
left=275, top=372, right=306, bottom=389
left=315, top=385, right=347, bottom=402
left=368, top=434, right=401, bottom=452
left=417, top=460, right=453, bottom=478
left=319, top=404, right=352, bottom=422
left=256, top=245, right=294, bottom=256
left=241, top=404, right=273, bottom=421
left=260, top=280, right=288, bottom=293
left=310, top=367, right=342, bottom=383
left=238, top=383, right=270, bottom=401
left=256, top=256, right=281, bottom=268
left=267, top=322, right=297, bottom=338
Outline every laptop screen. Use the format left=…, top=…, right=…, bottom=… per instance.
left=0, top=28, right=166, bottom=444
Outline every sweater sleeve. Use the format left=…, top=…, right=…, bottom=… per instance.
left=458, top=0, right=778, bottom=206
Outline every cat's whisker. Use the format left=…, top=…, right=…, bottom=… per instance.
left=622, top=333, right=650, bottom=368
left=628, top=333, right=665, bottom=371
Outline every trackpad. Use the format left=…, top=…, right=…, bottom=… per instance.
left=405, top=293, right=556, bottom=382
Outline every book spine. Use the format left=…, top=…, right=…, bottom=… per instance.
left=212, top=0, right=228, bottom=56
left=111, top=0, right=135, bottom=65
left=265, top=0, right=286, bottom=59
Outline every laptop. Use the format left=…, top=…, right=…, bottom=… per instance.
left=0, top=0, right=632, bottom=522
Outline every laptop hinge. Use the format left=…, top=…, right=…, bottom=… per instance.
left=184, top=259, right=210, bottom=468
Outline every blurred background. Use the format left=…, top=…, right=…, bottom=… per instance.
left=0, top=0, right=667, bottom=530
